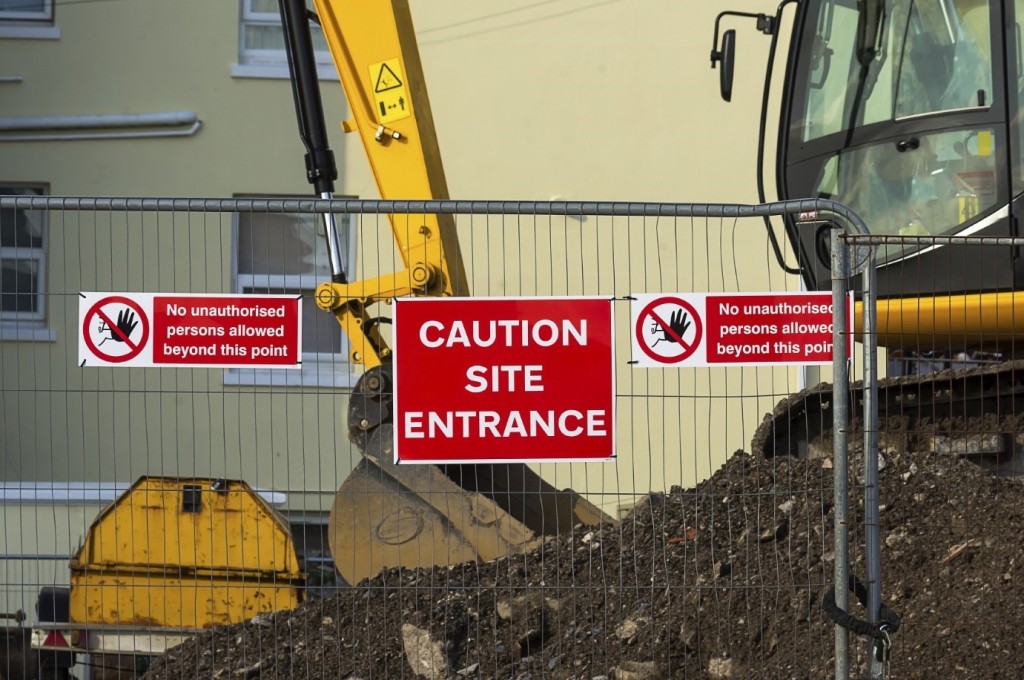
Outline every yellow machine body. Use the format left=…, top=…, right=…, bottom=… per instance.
left=69, top=477, right=304, bottom=629
left=855, top=291, right=1024, bottom=351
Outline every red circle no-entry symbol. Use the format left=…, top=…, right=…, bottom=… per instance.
left=82, top=296, right=150, bottom=364
left=635, top=296, right=703, bottom=364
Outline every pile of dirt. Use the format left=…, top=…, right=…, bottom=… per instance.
left=144, top=443, right=1024, bottom=680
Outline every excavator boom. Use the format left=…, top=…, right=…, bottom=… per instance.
left=277, top=0, right=612, bottom=585
left=310, top=0, right=470, bottom=370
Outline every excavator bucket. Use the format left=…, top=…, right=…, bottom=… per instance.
left=330, top=385, right=614, bottom=585
left=329, top=430, right=538, bottom=586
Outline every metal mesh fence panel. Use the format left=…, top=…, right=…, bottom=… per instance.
left=834, top=233, right=1024, bottom=680
left=0, top=197, right=868, bottom=679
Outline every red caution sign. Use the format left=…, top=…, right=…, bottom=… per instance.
left=393, top=297, right=616, bottom=464
left=79, top=292, right=302, bottom=368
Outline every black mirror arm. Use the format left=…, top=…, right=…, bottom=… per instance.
left=710, top=11, right=775, bottom=68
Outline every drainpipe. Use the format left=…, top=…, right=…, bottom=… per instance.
left=0, top=111, right=202, bottom=141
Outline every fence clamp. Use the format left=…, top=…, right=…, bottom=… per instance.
left=845, top=239, right=874, bottom=276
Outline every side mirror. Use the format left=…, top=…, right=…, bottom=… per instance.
left=718, top=30, right=736, bottom=102
left=710, top=11, right=774, bottom=102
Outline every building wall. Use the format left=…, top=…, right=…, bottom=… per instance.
left=419, top=2, right=772, bottom=204
left=0, top=0, right=794, bottom=613
left=0, top=502, right=104, bottom=621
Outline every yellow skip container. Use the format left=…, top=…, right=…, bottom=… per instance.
left=69, top=477, right=305, bottom=630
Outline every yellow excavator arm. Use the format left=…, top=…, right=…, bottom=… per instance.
left=310, top=0, right=468, bottom=370
left=277, top=0, right=613, bottom=585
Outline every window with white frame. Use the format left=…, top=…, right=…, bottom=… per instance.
left=0, top=0, right=53, bottom=24
left=237, top=0, right=333, bottom=75
left=1, top=186, right=51, bottom=339
left=227, top=205, right=357, bottom=387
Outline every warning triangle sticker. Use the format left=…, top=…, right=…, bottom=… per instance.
left=375, top=63, right=403, bottom=93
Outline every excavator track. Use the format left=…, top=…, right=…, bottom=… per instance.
left=329, top=365, right=614, bottom=585
left=752, top=360, right=1024, bottom=474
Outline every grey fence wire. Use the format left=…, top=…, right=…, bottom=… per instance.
left=0, top=197, right=874, bottom=680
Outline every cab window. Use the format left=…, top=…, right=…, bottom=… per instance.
left=815, top=128, right=998, bottom=247
left=800, top=0, right=995, bottom=143
left=894, top=0, right=993, bottom=118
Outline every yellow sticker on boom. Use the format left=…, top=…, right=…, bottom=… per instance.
left=369, top=59, right=411, bottom=124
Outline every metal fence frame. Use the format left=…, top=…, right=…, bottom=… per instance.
left=0, top=196, right=863, bottom=217
left=2, top=195, right=875, bottom=678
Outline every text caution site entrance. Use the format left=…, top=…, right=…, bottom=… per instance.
left=393, top=297, right=616, bottom=464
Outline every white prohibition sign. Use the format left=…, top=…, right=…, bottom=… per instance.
left=635, top=296, right=703, bottom=364
left=82, top=296, right=150, bottom=364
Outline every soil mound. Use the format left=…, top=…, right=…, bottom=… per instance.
left=144, top=445, right=1024, bottom=679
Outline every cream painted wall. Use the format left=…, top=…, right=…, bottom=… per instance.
left=400, top=1, right=799, bottom=505
left=1, top=0, right=777, bottom=196
left=0, top=0, right=363, bottom=522
left=0, top=0, right=795, bottom=543
left=413, top=1, right=771, bottom=204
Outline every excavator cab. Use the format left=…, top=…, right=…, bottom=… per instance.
left=715, top=0, right=1024, bottom=355
left=717, top=0, right=1024, bottom=465
left=779, top=0, right=1018, bottom=296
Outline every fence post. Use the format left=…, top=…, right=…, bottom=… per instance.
left=831, top=225, right=850, bottom=680
left=862, top=248, right=883, bottom=678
